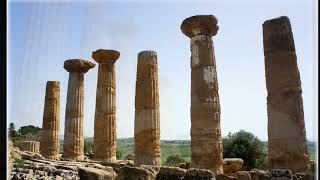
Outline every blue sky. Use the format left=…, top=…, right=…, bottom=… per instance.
left=8, top=0, right=317, bottom=141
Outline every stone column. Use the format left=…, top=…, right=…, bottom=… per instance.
left=263, top=16, right=310, bottom=173
left=92, top=49, right=120, bottom=162
left=40, top=81, right=60, bottom=160
left=63, top=59, right=95, bottom=161
left=134, top=51, right=161, bottom=166
left=181, top=15, right=223, bottom=174
left=19, top=141, right=40, bottom=153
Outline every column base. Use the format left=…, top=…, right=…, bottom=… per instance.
left=62, top=155, right=85, bottom=161
left=43, top=155, right=60, bottom=161
left=93, top=157, right=117, bottom=163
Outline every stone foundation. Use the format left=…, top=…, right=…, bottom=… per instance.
left=19, top=141, right=40, bottom=153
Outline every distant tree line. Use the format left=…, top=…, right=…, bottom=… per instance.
left=7, top=123, right=270, bottom=170
left=9, top=122, right=42, bottom=146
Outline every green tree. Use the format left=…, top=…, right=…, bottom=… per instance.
left=84, top=138, right=93, bottom=153
left=164, top=155, right=186, bottom=166
left=116, top=149, right=123, bottom=159
left=223, top=130, right=267, bottom=170
left=18, top=125, right=41, bottom=136
left=9, top=122, right=17, bottom=138
left=24, top=132, right=41, bottom=141
left=9, top=122, right=23, bottom=144
left=17, top=125, right=42, bottom=142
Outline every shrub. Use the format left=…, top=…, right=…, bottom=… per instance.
left=223, top=130, right=267, bottom=170
left=164, top=155, right=186, bottom=166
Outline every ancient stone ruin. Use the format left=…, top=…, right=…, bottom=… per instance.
left=19, top=141, right=40, bottom=153
left=63, top=59, right=95, bottom=161
left=263, top=16, right=311, bottom=174
left=181, top=15, right=224, bottom=174
left=40, top=81, right=60, bottom=160
left=9, top=13, right=316, bottom=180
left=92, top=49, right=120, bottom=162
left=134, top=51, right=161, bottom=167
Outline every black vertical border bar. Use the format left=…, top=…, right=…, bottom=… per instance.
left=0, top=0, right=7, bottom=179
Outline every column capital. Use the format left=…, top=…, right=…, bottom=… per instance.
left=181, top=15, right=219, bottom=38
left=92, top=49, right=120, bottom=65
left=46, top=81, right=60, bottom=88
left=64, top=59, right=95, bottom=73
left=137, top=50, right=157, bottom=65
left=45, top=81, right=60, bottom=98
left=262, top=16, right=295, bottom=53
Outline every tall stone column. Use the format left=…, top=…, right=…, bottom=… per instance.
left=263, top=16, right=310, bottom=173
left=40, top=81, right=60, bottom=160
left=63, top=59, right=95, bottom=161
left=181, top=15, right=223, bottom=174
left=134, top=51, right=161, bottom=166
left=92, top=49, right=120, bottom=162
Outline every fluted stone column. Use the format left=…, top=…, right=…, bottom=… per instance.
left=263, top=16, right=310, bottom=173
left=63, top=59, right=95, bottom=161
left=181, top=15, right=223, bottom=174
left=92, top=49, right=120, bottom=162
left=40, top=81, right=60, bottom=160
left=19, top=141, right=40, bottom=153
left=134, top=51, right=161, bottom=166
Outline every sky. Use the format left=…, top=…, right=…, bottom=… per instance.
left=8, top=0, right=318, bottom=141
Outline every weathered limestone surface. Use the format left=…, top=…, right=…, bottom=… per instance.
left=263, top=16, right=310, bottom=173
left=92, top=49, right=120, bottom=162
left=40, top=81, right=60, bottom=160
left=63, top=59, right=95, bottom=161
left=293, top=173, right=316, bottom=180
left=249, top=169, right=271, bottom=180
left=181, top=15, right=223, bottom=174
left=134, top=51, right=161, bottom=166
left=184, top=168, right=215, bottom=180
left=216, top=173, right=237, bottom=180
left=223, top=158, right=244, bottom=173
left=235, top=171, right=251, bottom=180
left=8, top=140, right=14, bottom=180
left=78, top=166, right=116, bottom=180
left=269, top=169, right=292, bottom=180
left=19, top=141, right=40, bottom=153
left=116, top=165, right=157, bottom=180
left=156, top=166, right=187, bottom=180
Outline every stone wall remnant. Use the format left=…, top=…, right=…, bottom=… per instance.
left=19, top=141, right=40, bottom=153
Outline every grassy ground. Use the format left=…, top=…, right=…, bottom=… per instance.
left=116, top=139, right=316, bottom=162
left=60, top=138, right=316, bottom=163
left=115, top=138, right=192, bottom=163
